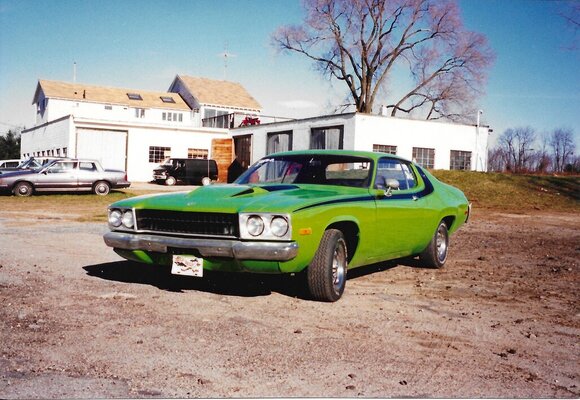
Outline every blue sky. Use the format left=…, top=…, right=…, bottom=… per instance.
left=0, top=0, right=578, bottom=147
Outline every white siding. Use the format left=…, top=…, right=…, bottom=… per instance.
left=20, top=116, right=74, bottom=158
left=231, top=113, right=490, bottom=171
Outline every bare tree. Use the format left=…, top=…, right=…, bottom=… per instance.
left=497, top=127, right=537, bottom=173
left=549, top=127, right=576, bottom=172
left=272, top=0, right=494, bottom=121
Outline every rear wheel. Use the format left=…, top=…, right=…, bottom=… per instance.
left=14, top=182, right=33, bottom=197
left=307, top=229, right=348, bottom=302
left=419, top=221, right=449, bottom=268
left=93, top=181, right=110, bottom=196
left=165, top=176, right=176, bottom=186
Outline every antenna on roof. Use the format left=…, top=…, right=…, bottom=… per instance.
left=218, top=43, right=236, bottom=80
left=73, top=61, right=77, bottom=83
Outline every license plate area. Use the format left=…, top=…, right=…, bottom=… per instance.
left=171, top=255, right=203, bottom=277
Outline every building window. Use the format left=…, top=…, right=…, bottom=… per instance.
left=450, top=150, right=472, bottom=170
left=310, top=126, right=344, bottom=150
left=149, top=146, right=171, bottom=163
left=160, top=96, right=176, bottom=103
left=162, top=112, right=183, bottom=122
left=127, top=93, right=142, bottom=100
left=135, top=108, right=145, bottom=118
left=373, top=144, right=397, bottom=155
left=412, top=147, right=435, bottom=169
left=267, top=131, right=293, bottom=155
left=104, top=105, right=112, bottom=110
left=188, top=148, right=208, bottom=159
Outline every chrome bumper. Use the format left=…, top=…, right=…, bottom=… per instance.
left=103, top=231, right=299, bottom=261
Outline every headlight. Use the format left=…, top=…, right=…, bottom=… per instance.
left=246, top=215, right=265, bottom=236
left=108, top=210, right=122, bottom=227
left=270, top=216, right=289, bottom=237
left=122, top=210, right=134, bottom=228
left=239, top=213, right=291, bottom=240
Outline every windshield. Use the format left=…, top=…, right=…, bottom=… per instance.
left=16, top=158, right=42, bottom=170
left=235, top=154, right=372, bottom=188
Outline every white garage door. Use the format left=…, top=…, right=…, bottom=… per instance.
left=76, top=128, right=127, bottom=171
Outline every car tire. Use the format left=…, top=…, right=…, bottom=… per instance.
left=14, top=182, right=33, bottom=197
left=307, top=229, right=348, bottom=302
left=165, top=176, right=176, bottom=186
left=419, top=220, right=449, bottom=268
left=93, top=181, right=111, bottom=196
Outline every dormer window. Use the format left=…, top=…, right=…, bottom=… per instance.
left=127, top=93, right=143, bottom=100
left=160, top=96, right=176, bottom=103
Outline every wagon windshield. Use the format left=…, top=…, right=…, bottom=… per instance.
left=235, top=154, right=373, bottom=188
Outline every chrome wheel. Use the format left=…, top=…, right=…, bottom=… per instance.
left=307, top=229, right=348, bottom=302
left=436, top=224, right=448, bottom=263
left=419, top=220, right=449, bottom=269
left=332, top=240, right=347, bottom=293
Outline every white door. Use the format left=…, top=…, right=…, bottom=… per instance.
left=76, top=128, right=127, bottom=171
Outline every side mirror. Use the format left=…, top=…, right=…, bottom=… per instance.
left=384, top=179, right=399, bottom=197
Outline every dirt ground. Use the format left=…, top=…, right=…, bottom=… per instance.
left=0, top=197, right=578, bottom=398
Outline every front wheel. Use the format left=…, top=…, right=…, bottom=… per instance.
left=14, top=182, right=33, bottom=197
left=165, top=176, right=176, bottom=186
left=307, top=229, right=348, bottom=302
left=419, top=221, right=449, bottom=268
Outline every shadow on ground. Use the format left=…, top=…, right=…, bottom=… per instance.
left=83, top=257, right=420, bottom=301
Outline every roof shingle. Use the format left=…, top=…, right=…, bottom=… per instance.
left=35, top=80, right=190, bottom=110
left=175, top=75, right=261, bottom=111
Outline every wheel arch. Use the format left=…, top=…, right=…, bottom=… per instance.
left=326, top=220, right=359, bottom=262
left=12, top=180, right=34, bottom=191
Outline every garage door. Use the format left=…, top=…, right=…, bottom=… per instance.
left=76, top=128, right=127, bottom=171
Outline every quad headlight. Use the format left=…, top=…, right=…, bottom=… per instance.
left=239, top=213, right=291, bottom=240
left=108, top=208, right=136, bottom=230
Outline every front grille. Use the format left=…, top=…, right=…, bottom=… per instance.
left=135, top=209, right=239, bottom=238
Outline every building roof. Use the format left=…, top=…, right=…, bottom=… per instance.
left=33, top=80, right=191, bottom=111
left=174, top=75, right=261, bottom=111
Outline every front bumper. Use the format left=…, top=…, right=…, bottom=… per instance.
left=103, top=231, right=299, bottom=261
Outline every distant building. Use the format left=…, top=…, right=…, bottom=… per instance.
left=21, top=76, right=490, bottom=183
left=231, top=112, right=490, bottom=172
left=21, top=76, right=262, bottom=182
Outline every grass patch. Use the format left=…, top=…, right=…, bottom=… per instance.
left=432, top=170, right=580, bottom=212
left=1, top=174, right=578, bottom=219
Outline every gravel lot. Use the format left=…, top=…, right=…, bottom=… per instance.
left=0, top=195, right=578, bottom=398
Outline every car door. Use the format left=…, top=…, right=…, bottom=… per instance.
left=77, top=161, right=99, bottom=190
left=34, top=161, right=79, bottom=191
left=370, top=157, right=427, bottom=261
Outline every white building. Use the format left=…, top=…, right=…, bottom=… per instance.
left=231, top=112, right=490, bottom=172
left=21, top=77, right=262, bottom=182
left=21, top=76, right=490, bottom=183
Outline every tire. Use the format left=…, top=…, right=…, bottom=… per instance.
left=201, top=177, right=211, bottom=186
left=419, top=221, right=449, bottom=268
left=165, top=176, right=176, bottom=186
left=307, top=229, right=348, bottom=302
left=93, top=181, right=111, bottom=196
left=14, top=182, right=33, bottom=197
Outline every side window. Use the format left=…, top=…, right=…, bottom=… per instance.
left=80, top=162, right=96, bottom=171
left=375, top=158, right=417, bottom=190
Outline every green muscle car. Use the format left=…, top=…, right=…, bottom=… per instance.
left=104, top=150, right=470, bottom=302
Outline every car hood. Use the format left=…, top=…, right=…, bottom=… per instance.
left=0, top=169, right=36, bottom=177
left=113, top=183, right=371, bottom=214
